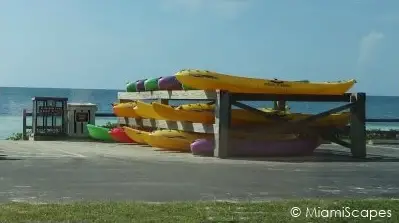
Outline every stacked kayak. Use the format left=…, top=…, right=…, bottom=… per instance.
left=123, top=127, right=150, bottom=144
left=134, top=101, right=165, bottom=119
left=109, top=127, right=135, bottom=143
left=146, top=130, right=213, bottom=152
left=116, top=68, right=356, bottom=157
left=123, top=127, right=213, bottom=152
left=87, top=124, right=114, bottom=142
left=174, top=69, right=356, bottom=95
left=125, top=69, right=355, bottom=95
left=158, top=76, right=183, bottom=90
left=144, top=77, right=162, bottom=91
left=191, top=137, right=321, bottom=157
left=126, top=76, right=196, bottom=92
left=112, top=102, right=139, bottom=118
left=133, top=101, right=350, bottom=127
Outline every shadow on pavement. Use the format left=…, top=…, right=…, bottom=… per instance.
left=193, top=149, right=399, bottom=163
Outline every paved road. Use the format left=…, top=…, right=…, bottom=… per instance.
left=0, top=141, right=399, bottom=203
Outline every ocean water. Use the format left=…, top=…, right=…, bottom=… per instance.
left=0, top=87, right=399, bottom=139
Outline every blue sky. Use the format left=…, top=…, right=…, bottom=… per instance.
left=0, top=0, right=398, bottom=95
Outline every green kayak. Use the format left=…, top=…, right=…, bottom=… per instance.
left=126, top=82, right=136, bottom=92
left=144, top=77, right=162, bottom=91
left=86, top=124, right=114, bottom=141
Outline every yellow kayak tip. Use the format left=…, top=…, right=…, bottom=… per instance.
left=134, top=101, right=165, bottom=119
left=112, top=102, right=140, bottom=118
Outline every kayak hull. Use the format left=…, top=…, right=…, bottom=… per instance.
left=86, top=124, right=114, bottom=141
left=152, top=102, right=216, bottom=123
left=175, top=69, right=356, bottom=95
left=158, top=76, right=183, bottom=90
left=190, top=138, right=320, bottom=157
left=109, top=127, right=135, bottom=143
left=182, top=84, right=196, bottom=90
left=112, top=102, right=140, bottom=118
left=136, top=79, right=146, bottom=92
left=126, top=82, right=136, bottom=92
left=146, top=130, right=213, bottom=152
left=144, top=77, right=162, bottom=91
left=123, top=127, right=150, bottom=144
left=134, top=101, right=165, bottom=119
left=152, top=102, right=349, bottom=127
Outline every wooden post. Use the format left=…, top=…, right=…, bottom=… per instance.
left=22, top=109, right=27, bottom=140
left=214, top=90, right=231, bottom=158
left=62, top=99, right=68, bottom=136
left=158, top=99, right=169, bottom=105
left=273, top=101, right=278, bottom=110
left=156, top=99, right=169, bottom=130
left=350, top=93, right=366, bottom=158
left=277, top=100, right=286, bottom=111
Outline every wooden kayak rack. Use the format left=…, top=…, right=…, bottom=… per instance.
left=117, top=90, right=366, bottom=159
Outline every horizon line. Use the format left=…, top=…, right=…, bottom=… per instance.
left=0, top=86, right=395, bottom=97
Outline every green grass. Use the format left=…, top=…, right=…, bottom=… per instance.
left=0, top=200, right=398, bottom=222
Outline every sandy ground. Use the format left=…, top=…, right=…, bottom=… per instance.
left=0, top=140, right=399, bottom=203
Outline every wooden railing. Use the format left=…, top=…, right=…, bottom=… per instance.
left=21, top=108, right=399, bottom=140
left=366, top=118, right=399, bottom=123
left=22, top=109, right=115, bottom=139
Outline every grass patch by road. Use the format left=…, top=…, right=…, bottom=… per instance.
left=0, top=199, right=397, bottom=222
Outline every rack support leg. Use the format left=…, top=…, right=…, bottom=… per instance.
left=350, top=93, right=366, bottom=158
left=214, top=91, right=231, bottom=158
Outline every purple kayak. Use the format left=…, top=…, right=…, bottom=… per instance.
left=136, top=79, right=146, bottom=92
left=190, top=138, right=320, bottom=157
left=158, top=76, right=183, bottom=90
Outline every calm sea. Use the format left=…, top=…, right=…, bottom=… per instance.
left=0, top=87, right=398, bottom=139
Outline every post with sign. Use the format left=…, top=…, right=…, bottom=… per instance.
left=67, top=103, right=97, bottom=138
left=31, top=97, right=68, bottom=140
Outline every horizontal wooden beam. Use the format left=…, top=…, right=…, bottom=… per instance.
left=24, top=112, right=115, bottom=117
left=118, top=117, right=216, bottom=133
left=95, top=113, right=116, bottom=117
left=118, top=90, right=217, bottom=100
left=231, top=93, right=352, bottom=102
left=118, top=91, right=355, bottom=102
left=232, top=101, right=289, bottom=121
left=118, top=117, right=355, bottom=136
left=31, top=97, right=68, bottom=101
left=366, top=118, right=399, bottom=123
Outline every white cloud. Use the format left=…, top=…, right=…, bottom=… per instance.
left=356, top=31, right=384, bottom=71
left=159, top=0, right=251, bottom=19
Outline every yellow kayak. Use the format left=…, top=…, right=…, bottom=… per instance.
left=178, top=103, right=215, bottom=111
left=152, top=102, right=349, bottom=127
left=145, top=130, right=213, bottom=152
left=153, top=102, right=254, bottom=125
left=152, top=102, right=216, bottom=124
left=112, top=102, right=140, bottom=118
left=134, top=101, right=165, bottom=119
left=175, top=69, right=356, bottom=95
left=258, top=108, right=350, bottom=127
left=123, top=126, right=150, bottom=144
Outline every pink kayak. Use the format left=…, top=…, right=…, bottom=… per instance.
left=190, top=138, right=320, bottom=157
